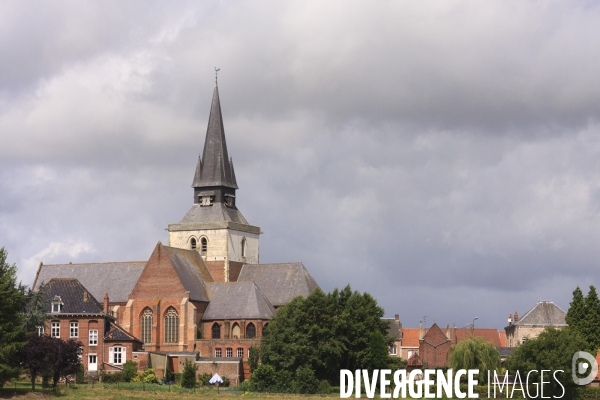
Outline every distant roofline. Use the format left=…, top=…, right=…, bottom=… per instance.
left=42, top=261, right=146, bottom=266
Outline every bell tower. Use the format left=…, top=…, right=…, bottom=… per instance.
left=167, top=82, right=261, bottom=282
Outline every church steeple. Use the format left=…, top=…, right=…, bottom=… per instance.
left=192, top=84, right=238, bottom=190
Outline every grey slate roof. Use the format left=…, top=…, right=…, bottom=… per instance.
left=516, top=301, right=567, bottom=326
left=41, top=278, right=105, bottom=314
left=237, top=263, right=319, bottom=307
left=179, top=202, right=249, bottom=224
left=105, top=321, right=142, bottom=343
left=161, top=245, right=213, bottom=302
left=384, top=319, right=402, bottom=340
left=192, top=84, right=238, bottom=189
left=34, top=261, right=145, bottom=303
left=203, top=282, right=275, bottom=320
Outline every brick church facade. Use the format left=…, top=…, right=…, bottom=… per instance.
left=33, top=83, right=319, bottom=383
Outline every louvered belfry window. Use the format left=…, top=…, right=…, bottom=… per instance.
left=164, top=307, right=178, bottom=343
left=141, top=308, right=153, bottom=343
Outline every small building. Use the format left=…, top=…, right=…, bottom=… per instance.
left=384, top=315, right=402, bottom=358
left=38, top=278, right=143, bottom=375
left=419, top=323, right=451, bottom=368
left=504, top=301, right=567, bottom=347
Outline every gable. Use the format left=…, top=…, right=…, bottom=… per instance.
left=130, top=242, right=212, bottom=302
left=517, top=301, right=567, bottom=326
left=422, top=323, right=449, bottom=346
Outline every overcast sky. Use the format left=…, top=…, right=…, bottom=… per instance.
left=2, top=0, right=600, bottom=330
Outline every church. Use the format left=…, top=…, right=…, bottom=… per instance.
left=33, top=82, right=320, bottom=383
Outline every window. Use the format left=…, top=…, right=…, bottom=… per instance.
left=51, top=296, right=63, bottom=313
left=226, top=348, right=232, bottom=358
left=37, top=326, right=44, bottom=336
left=201, top=238, right=208, bottom=256
left=89, top=330, right=98, bottom=345
left=522, top=337, right=528, bottom=344
left=232, top=323, right=240, bottom=339
left=246, top=323, right=256, bottom=339
left=237, top=348, right=244, bottom=358
left=215, top=348, right=222, bottom=357
left=241, top=238, right=247, bottom=258
left=110, top=346, right=125, bottom=364
left=141, top=308, right=153, bottom=343
left=70, top=321, right=79, bottom=338
left=389, top=345, right=397, bottom=356
left=212, top=322, right=220, bottom=339
left=164, top=307, right=178, bottom=343
left=51, top=321, right=60, bottom=338
left=190, top=238, right=197, bottom=250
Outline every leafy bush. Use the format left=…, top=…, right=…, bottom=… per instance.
left=251, top=364, right=277, bottom=391
left=75, top=365, right=85, bottom=384
left=102, top=372, right=123, bottom=383
left=131, top=368, right=159, bottom=384
left=295, top=365, right=319, bottom=394
left=180, top=359, right=198, bottom=388
left=198, top=373, right=211, bottom=386
left=164, top=368, right=175, bottom=383
left=318, top=379, right=332, bottom=394
left=122, top=361, right=138, bottom=382
left=222, top=376, right=230, bottom=387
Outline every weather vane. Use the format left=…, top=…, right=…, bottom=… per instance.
left=215, top=67, right=220, bottom=84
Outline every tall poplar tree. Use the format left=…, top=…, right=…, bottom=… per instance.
left=566, top=286, right=585, bottom=332
left=0, top=247, right=27, bottom=386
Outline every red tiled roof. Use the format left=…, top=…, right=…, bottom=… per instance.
left=499, top=331, right=507, bottom=347
left=402, top=328, right=421, bottom=347
left=453, top=328, right=502, bottom=347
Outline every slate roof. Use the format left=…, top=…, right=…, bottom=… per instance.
left=192, top=84, right=238, bottom=189
left=34, top=261, right=145, bottom=303
left=516, top=301, right=567, bottom=326
left=160, top=244, right=213, bottom=302
left=105, top=321, right=142, bottom=343
left=203, top=282, right=275, bottom=320
left=179, top=202, right=249, bottom=224
left=237, top=262, right=319, bottom=307
left=384, top=319, right=401, bottom=340
left=40, top=278, right=105, bottom=315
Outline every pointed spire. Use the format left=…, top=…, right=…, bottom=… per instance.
left=192, top=85, right=238, bottom=189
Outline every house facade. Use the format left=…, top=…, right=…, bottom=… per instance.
left=505, top=301, right=567, bottom=347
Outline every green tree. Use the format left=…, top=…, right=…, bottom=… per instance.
left=22, top=283, right=49, bottom=333
left=450, top=336, right=500, bottom=383
left=566, top=286, right=586, bottom=333
left=506, top=327, right=591, bottom=395
left=0, top=247, right=27, bottom=386
left=260, top=285, right=392, bottom=385
left=180, top=359, right=198, bottom=388
left=584, top=286, right=600, bottom=350
left=248, top=346, right=259, bottom=373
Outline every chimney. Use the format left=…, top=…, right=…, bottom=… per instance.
left=514, top=311, right=519, bottom=323
left=508, top=313, right=513, bottom=325
left=104, top=293, right=109, bottom=313
left=419, top=320, right=423, bottom=340
left=395, top=314, right=399, bottom=321
left=446, top=323, right=450, bottom=339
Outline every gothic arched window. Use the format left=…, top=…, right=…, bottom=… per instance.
left=141, top=308, right=153, bottom=343
left=164, top=307, right=178, bottom=343
left=201, top=238, right=208, bottom=256
left=246, top=323, right=256, bottom=339
left=212, top=322, right=221, bottom=339
left=232, top=323, right=241, bottom=339
left=190, top=238, right=197, bottom=250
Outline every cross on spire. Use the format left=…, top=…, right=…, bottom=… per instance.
left=214, top=67, right=220, bottom=85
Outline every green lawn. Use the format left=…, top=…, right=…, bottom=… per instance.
left=0, top=382, right=339, bottom=399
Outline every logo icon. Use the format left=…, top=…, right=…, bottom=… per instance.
left=572, top=351, right=598, bottom=385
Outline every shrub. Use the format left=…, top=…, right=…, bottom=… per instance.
left=122, top=361, right=138, bottom=382
left=102, top=372, right=123, bottom=383
left=75, top=365, right=85, bottom=384
left=180, top=359, right=198, bottom=388
left=251, top=364, right=277, bottom=391
left=222, top=376, right=230, bottom=387
left=318, top=379, right=332, bottom=394
left=198, top=373, right=211, bottom=386
left=295, top=365, right=319, bottom=394
left=132, top=368, right=159, bottom=384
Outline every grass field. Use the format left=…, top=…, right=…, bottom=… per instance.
left=0, top=382, right=339, bottom=399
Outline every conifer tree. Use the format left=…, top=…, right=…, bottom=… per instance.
left=0, top=247, right=27, bottom=386
left=566, top=286, right=586, bottom=333
left=584, top=286, right=600, bottom=351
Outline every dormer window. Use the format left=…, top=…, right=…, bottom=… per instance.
left=200, top=195, right=214, bottom=207
left=224, top=194, right=235, bottom=208
left=51, top=296, right=63, bottom=313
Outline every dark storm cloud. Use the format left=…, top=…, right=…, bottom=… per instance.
left=2, top=0, right=600, bottom=328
